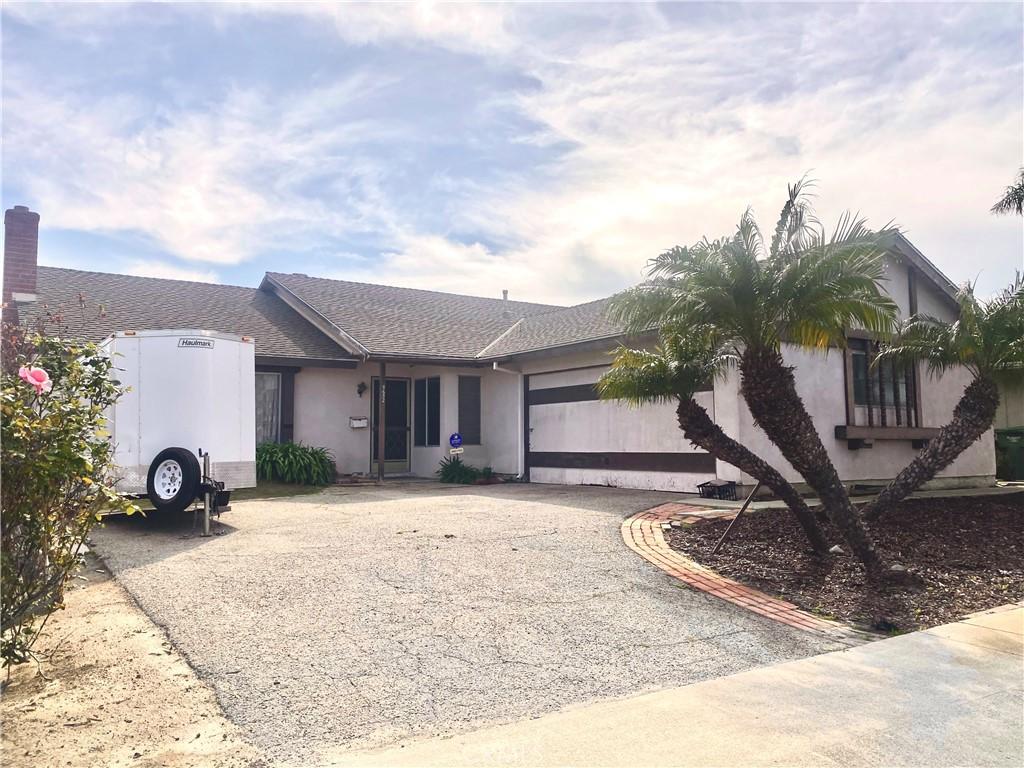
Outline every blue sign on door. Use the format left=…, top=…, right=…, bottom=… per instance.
left=449, top=433, right=463, bottom=448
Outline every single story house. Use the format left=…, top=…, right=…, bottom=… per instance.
left=3, top=204, right=996, bottom=492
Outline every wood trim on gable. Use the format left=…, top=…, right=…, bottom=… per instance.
left=261, top=275, right=371, bottom=358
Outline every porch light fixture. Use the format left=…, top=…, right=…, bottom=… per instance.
left=356, top=381, right=367, bottom=398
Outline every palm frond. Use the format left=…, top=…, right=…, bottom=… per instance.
left=597, top=347, right=679, bottom=406
left=598, top=327, right=736, bottom=405
left=770, top=176, right=817, bottom=258
left=621, top=180, right=900, bottom=356
left=875, top=274, right=1024, bottom=379
left=874, top=316, right=964, bottom=376
left=991, top=169, right=1024, bottom=216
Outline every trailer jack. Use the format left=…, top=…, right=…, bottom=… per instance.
left=197, top=448, right=226, bottom=537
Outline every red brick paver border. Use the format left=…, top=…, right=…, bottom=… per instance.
left=624, top=503, right=869, bottom=645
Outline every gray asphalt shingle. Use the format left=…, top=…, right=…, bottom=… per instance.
left=265, top=272, right=561, bottom=359
left=25, top=266, right=352, bottom=362
left=478, top=297, right=625, bottom=358
left=27, top=267, right=634, bottom=363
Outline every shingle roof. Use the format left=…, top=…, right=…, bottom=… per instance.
left=32, top=231, right=955, bottom=366
left=25, top=266, right=352, bottom=362
left=265, top=272, right=561, bottom=359
left=479, top=298, right=626, bottom=358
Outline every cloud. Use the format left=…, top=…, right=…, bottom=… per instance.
left=3, top=71, right=402, bottom=266
left=293, top=2, right=1024, bottom=302
left=437, top=3, right=1024, bottom=300
left=323, top=232, right=540, bottom=301
left=3, top=2, right=1021, bottom=304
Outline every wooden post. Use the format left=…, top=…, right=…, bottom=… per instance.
left=711, top=481, right=762, bottom=555
left=377, top=361, right=386, bottom=484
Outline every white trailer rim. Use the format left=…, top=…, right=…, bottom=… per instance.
left=153, top=458, right=184, bottom=500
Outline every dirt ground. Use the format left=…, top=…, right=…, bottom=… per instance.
left=666, top=491, right=1024, bottom=632
left=1, top=552, right=265, bottom=768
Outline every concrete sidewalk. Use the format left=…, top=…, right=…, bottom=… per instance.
left=328, top=604, right=1023, bottom=768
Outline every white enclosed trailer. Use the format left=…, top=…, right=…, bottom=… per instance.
left=102, top=329, right=256, bottom=513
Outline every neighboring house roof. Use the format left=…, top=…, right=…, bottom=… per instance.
left=25, top=266, right=353, bottom=363
left=263, top=272, right=560, bottom=360
left=478, top=298, right=625, bottom=358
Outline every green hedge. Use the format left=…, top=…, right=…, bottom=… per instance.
left=256, top=442, right=335, bottom=486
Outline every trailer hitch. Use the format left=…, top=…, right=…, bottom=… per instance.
left=197, top=448, right=225, bottom=537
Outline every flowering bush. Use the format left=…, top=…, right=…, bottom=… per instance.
left=1, top=324, right=137, bottom=667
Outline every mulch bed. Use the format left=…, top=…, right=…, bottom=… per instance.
left=665, top=491, right=1024, bottom=633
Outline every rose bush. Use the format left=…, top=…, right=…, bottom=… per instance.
left=1, top=323, right=137, bottom=668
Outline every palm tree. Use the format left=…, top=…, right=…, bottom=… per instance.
left=863, top=276, right=1024, bottom=521
left=611, top=181, right=900, bottom=578
left=597, top=328, right=831, bottom=554
left=991, top=169, right=1024, bottom=215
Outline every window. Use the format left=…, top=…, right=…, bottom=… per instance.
left=850, top=339, right=871, bottom=406
left=848, top=337, right=917, bottom=426
left=255, top=372, right=281, bottom=444
left=458, top=375, right=481, bottom=445
left=414, top=377, right=441, bottom=447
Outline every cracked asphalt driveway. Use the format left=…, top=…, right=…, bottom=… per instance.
left=92, top=482, right=842, bottom=766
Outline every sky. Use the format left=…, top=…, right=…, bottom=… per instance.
left=2, top=1, right=1022, bottom=305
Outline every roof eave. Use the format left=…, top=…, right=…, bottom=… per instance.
left=888, top=233, right=961, bottom=308
left=481, top=331, right=657, bottom=364
left=260, top=274, right=371, bottom=359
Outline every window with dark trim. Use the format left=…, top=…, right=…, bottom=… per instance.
left=847, top=337, right=917, bottom=427
left=414, top=377, right=441, bottom=447
left=458, top=375, right=482, bottom=445
left=255, top=366, right=297, bottom=443
left=255, top=371, right=282, bottom=444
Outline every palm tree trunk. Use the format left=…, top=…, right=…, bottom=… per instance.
left=863, top=376, right=999, bottom=522
left=676, top=397, right=831, bottom=555
left=739, top=348, right=888, bottom=579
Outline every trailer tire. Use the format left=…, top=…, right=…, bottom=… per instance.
left=146, top=448, right=201, bottom=514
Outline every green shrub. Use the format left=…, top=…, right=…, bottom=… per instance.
left=481, top=466, right=494, bottom=479
left=256, top=442, right=335, bottom=486
left=1, top=325, right=137, bottom=667
left=436, top=456, right=481, bottom=484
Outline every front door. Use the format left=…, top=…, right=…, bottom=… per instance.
left=370, top=378, right=411, bottom=474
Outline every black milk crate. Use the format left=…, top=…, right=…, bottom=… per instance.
left=697, top=480, right=738, bottom=501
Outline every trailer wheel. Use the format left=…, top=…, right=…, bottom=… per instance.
left=146, top=447, right=201, bottom=514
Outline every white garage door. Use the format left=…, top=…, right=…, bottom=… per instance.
left=525, top=364, right=719, bottom=492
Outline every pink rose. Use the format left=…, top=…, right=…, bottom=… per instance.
left=18, top=365, right=52, bottom=395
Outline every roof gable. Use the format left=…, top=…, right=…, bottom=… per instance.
left=264, top=272, right=561, bottom=359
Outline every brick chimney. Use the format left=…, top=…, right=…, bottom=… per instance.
left=3, top=205, right=40, bottom=322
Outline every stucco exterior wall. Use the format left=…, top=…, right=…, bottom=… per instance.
left=996, top=376, right=1024, bottom=429
left=730, top=344, right=995, bottom=487
left=292, top=366, right=371, bottom=475
left=883, top=255, right=912, bottom=317
left=716, top=256, right=992, bottom=490
left=292, top=362, right=520, bottom=478
left=916, top=276, right=958, bottom=322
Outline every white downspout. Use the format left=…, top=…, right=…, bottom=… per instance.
left=492, top=361, right=525, bottom=478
